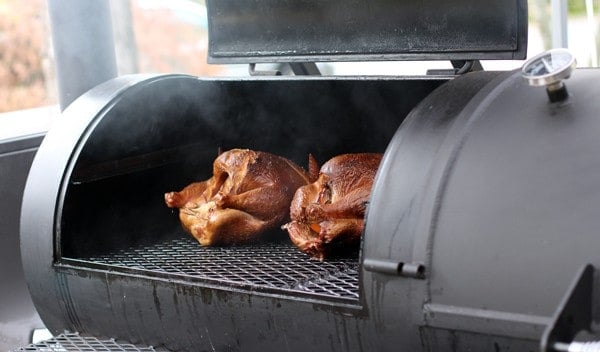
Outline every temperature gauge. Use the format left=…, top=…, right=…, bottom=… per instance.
left=522, top=48, right=576, bottom=102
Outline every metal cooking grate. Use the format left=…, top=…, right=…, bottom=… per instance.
left=79, top=237, right=360, bottom=302
left=12, top=332, right=166, bottom=352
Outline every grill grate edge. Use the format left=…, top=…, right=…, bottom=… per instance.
left=76, top=237, right=360, bottom=301
left=12, top=332, right=166, bottom=352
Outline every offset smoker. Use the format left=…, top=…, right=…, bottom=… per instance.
left=21, top=1, right=600, bottom=351
left=20, top=75, right=445, bottom=351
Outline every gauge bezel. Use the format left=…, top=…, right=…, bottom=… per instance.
left=521, top=48, right=577, bottom=87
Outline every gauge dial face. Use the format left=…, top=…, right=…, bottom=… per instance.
left=522, top=49, right=576, bottom=86
left=523, top=51, right=572, bottom=76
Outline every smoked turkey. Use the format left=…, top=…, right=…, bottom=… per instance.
left=165, top=149, right=311, bottom=246
left=284, top=153, right=382, bottom=260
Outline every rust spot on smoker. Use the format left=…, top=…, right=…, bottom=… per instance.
left=152, top=285, right=163, bottom=319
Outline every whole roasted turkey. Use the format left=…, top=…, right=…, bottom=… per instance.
left=284, top=153, right=383, bottom=260
left=165, top=149, right=312, bottom=246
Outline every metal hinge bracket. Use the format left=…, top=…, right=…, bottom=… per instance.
left=363, top=258, right=425, bottom=279
left=540, top=264, right=599, bottom=352
left=249, top=62, right=321, bottom=76
left=426, top=59, right=483, bottom=76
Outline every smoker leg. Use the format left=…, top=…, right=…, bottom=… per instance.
left=540, top=265, right=599, bottom=352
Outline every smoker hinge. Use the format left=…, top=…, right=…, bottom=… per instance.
left=249, top=62, right=321, bottom=76
left=540, top=264, right=600, bottom=352
left=288, top=62, right=321, bottom=76
left=363, top=258, right=425, bottom=279
left=249, top=63, right=283, bottom=76
left=426, top=60, right=483, bottom=76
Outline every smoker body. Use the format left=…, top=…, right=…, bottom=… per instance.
left=21, top=68, right=600, bottom=351
left=21, top=74, right=446, bottom=351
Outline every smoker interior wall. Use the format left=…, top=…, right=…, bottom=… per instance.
left=57, top=76, right=445, bottom=258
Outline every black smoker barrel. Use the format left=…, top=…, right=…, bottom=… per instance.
left=364, top=68, right=600, bottom=350
left=20, top=74, right=445, bottom=351
left=21, top=67, right=600, bottom=351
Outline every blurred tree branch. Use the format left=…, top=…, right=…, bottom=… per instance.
left=0, top=0, right=49, bottom=112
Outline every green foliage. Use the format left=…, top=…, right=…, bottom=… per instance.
left=569, top=0, right=600, bottom=15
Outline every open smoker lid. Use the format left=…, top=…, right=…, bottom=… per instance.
left=206, top=0, right=528, bottom=63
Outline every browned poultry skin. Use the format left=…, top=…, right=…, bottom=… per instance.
left=165, top=149, right=311, bottom=246
left=284, top=153, right=383, bottom=260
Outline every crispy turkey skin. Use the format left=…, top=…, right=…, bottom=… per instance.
left=165, top=149, right=311, bottom=246
left=284, top=153, right=382, bottom=260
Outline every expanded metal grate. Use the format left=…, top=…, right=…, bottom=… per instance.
left=78, top=237, right=360, bottom=302
left=13, top=332, right=166, bottom=352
